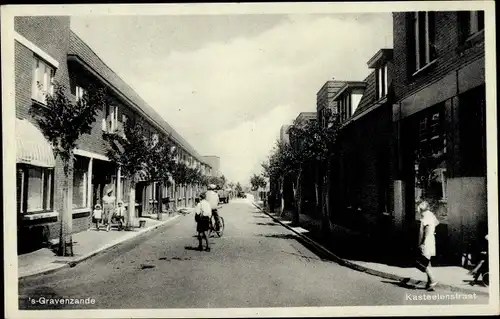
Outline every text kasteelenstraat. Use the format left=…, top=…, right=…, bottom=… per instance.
left=405, top=292, right=477, bottom=302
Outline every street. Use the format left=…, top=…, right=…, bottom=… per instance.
left=18, top=200, right=488, bottom=309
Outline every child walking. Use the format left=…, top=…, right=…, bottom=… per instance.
left=92, top=204, right=103, bottom=231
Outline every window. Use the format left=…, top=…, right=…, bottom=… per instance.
left=75, top=85, right=86, bottom=102
left=122, top=114, right=128, bottom=127
left=414, top=106, right=447, bottom=206
left=376, top=64, right=388, bottom=99
left=32, top=56, right=55, bottom=104
left=409, top=11, right=436, bottom=73
left=459, top=11, right=485, bottom=41
left=17, top=165, right=54, bottom=214
left=73, top=156, right=89, bottom=209
left=152, top=133, right=159, bottom=146
left=105, top=105, right=119, bottom=132
left=121, top=176, right=130, bottom=204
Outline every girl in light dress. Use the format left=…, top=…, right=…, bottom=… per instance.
left=416, top=201, right=440, bottom=291
left=92, top=204, right=103, bottom=231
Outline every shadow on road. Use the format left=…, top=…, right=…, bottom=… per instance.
left=255, top=222, right=280, bottom=226
left=380, top=280, right=426, bottom=291
left=253, top=215, right=270, bottom=219
left=257, top=233, right=298, bottom=240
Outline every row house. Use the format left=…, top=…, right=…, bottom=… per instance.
left=323, top=10, right=486, bottom=266
left=326, top=49, right=395, bottom=239
left=14, top=16, right=213, bottom=253
left=391, top=11, right=486, bottom=264
left=289, top=112, right=317, bottom=218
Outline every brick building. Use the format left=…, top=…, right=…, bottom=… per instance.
left=316, top=80, right=346, bottom=128
left=14, top=16, right=213, bottom=253
left=202, top=156, right=220, bottom=177
left=328, top=49, right=395, bottom=235
left=391, top=11, right=486, bottom=264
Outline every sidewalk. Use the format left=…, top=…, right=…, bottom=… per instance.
left=250, top=200, right=489, bottom=296
left=18, top=213, right=186, bottom=280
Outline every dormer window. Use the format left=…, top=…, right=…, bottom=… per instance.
left=376, top=64, right=388, bottom=100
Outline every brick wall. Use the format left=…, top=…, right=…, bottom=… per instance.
left=14, top=17, right=94, bottom=239
left=392, top=12, right=485, bottom=103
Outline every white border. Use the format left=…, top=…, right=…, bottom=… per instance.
left=14, top=31, right=60, bottom=69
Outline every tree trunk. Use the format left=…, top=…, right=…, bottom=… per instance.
left=157, top=181, right=162, bottom=220
left=59, top=174, right=73, bottom=256
left=293, top=168, right=302, bottom=226
left=127, top=182, right=136, bottom=230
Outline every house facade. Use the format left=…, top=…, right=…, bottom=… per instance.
left=391, top=11, right=486, bottom=264
left=328, top=49, right=395, bottom=236
left=14, top=16, right=213, bottom=253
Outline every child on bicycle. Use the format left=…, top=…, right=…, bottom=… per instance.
left=194, top=193, right=212, bottom=251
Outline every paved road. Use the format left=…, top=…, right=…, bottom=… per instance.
left=19, top=199, right=488, bottom=309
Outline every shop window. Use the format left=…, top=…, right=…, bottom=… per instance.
left=17, top=165, right=54, bottom=214
left=73, top=156, right=89, bottom=209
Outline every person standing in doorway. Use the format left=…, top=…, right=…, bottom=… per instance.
left=103, top=187, right=116, bottom=232
left=415, top=201, right=440, bottom=291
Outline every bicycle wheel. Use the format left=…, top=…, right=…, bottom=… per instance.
left=482, top=272, right=489, bottom=287
left=216, top=216, right=224, bottom=237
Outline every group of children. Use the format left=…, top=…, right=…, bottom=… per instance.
left=92, top=201, right=126, bottom=231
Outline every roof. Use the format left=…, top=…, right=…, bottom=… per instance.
left=367, top=48, right=393, bottom=69
left=353, top=71, right=377, bottom=117
left=68, top=31, right=207, bottom=165
left=316, top=80, right=346, bottom=97
left=296, top=112, right=316, bottom=121
left=332, top=81, right=367, bottom=101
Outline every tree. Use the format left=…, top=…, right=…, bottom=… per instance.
left=30, top=83, right=107, bottom=256
left=103, top=118, right=153, bottom=228
left=250, top=174, right=267, bottom=191
left=263, top=115, right=340, bottom=226
left=235, top=182, right=243, bottom=194
left=144, top=135, right=177, bottom=218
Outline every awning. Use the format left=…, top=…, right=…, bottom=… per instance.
left=16, top=118, right=56, bottom=168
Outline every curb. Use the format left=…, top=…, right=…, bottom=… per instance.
left=18, top=215, right=181, bottom=281
left=251, top=203, right=489, bottom=297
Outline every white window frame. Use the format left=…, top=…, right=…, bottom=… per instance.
left=152, top=133, right=159, bottom=146
left=32, top=56, right=55, bottom=104
left=377, top=64, right=389, bottom=99
left=108, top=105, right=119, bottom=132
left=467, top=11, right=484, bottom=36
left=75, top=85, right=86, bottom=102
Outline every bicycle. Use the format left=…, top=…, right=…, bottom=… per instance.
left=208, top=214, right=225, bottom=238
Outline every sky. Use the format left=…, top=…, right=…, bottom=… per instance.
left=70, top=13, right=393, bottom=186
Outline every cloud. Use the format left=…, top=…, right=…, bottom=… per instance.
left=71, top=13, right=393, bottom=184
